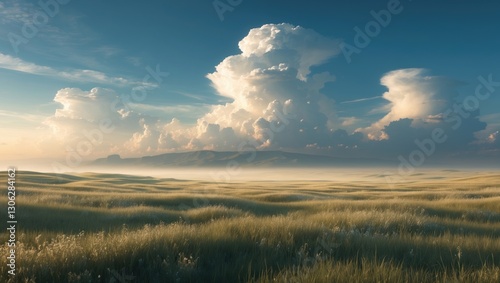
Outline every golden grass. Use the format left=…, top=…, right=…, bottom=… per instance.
left=0, top=170, right=499, bottom=282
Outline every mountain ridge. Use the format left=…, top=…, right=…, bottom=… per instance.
left=91, top=150, right=394, bottom=168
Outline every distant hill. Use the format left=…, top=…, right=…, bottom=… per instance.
left=91, top=150, right=393, bottom=168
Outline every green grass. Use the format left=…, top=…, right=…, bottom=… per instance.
left=1, top=170, right=499, bottom=282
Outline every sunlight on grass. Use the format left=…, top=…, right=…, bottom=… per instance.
left=0, top=171, right=499, bottom=282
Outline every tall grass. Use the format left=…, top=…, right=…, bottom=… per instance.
left=0, top=171, right=499, bottom=282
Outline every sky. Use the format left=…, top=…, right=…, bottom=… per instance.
left=0, top=0, right=499, bottom=169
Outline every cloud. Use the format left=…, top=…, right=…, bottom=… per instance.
left=0, top=0, right=36, bottom=26
left=0, top=52, right=52, bottom=73
left=341, top=96, right=383, bottom=104
left=0, top=52, right=152, bottom=87
left=128, top=103, right=212, bottom=123
left=152, top=23, right=342, bottom=151
left=237, top=23, right=341, bottom=81
left=341, top=117, right=361, bottom=127
left=0, top=0, right=90, bottom=55
left=475, top=113, right=500, bottom=143
left=44, top=23, right=342, bottom=156
left=173, top=90, right=210, bottom=102
left=129, top=103, right=211, bottom=115
left=43, top=88, right=155, bottom=158
left=488, top=131, right=499, bottom=143
left=360, top=68, right=463, bottom=139
left=42, top=88, right=210, bottom=158
left=0, top=110, right=46, bottom=123
left=37, top=24, right=495, bottom=163
left=348, top=68, right=488, bottom=159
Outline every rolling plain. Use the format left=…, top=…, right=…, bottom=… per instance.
left=1, top=169, right=499, bottom=282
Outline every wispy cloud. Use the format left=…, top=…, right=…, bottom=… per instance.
left=340, top=96, right=383, bottom=104
left=0, top=0, right=35, bottom=25
left=0, top=110, right=46, bottom=124
left=481, top=113, right=500, bottom=126
left=126, top=56, right=143, bottom=67
left=367, top=103, right=392, bottom=115
left=129, top=103, right=211, bottom=117
left=0, top=0, right=72, bottom=44
left=0, top=52, right=153, bottom=87
left=173, top=90, right=208, bottom=102
left=0, top=0, right=118, bottom=72
left=340, top=117, right=361, bottom=127
left=0, top=52, right=52, bottom=73
left=93, top=46, right=121, bottom=58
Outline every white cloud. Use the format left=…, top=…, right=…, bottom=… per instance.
left=42, top=88, right=152, bottom=158
left=78, top=23, right=343, bottom=155
left=237, top=23, right=340, bottom=81
left=0, top=110, right=46, bottom=124
left=152, top=23, right=342, bottom=151
left=0, top=52, right=152, bottom=87
left=341, top=96, right=383, bottom=104
left=0, top=0, right=91, bottom=54
left=0, top=0, right=35, bottom=25
left=360, top=68, right=460, bottom=139
left=488, top=131, right=499, bottom=143
left=173, top=90, right=210, bottom=102
left=34, top=25, right=497, bottom=162
left=128, top=103, right=212, bottom=124
left=124, top=118, right=161, bottom=154
left=129, top=103, right=211, bottom=115
left=0, top=52, right=52, bottom=73
left=341, top=117, right=360, bottom=127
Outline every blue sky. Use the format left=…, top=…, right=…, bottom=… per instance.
left=0, top=0, right=499, bottom=167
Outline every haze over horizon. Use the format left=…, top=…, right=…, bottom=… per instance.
left=1, top=0, right=499, bottom=171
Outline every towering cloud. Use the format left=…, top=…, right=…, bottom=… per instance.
left=40, top=24, right=495, bottom=163
left=356, top=68, right=488, bottom=159
left=157, top=23, right=342, bottom=151
left=361, top=68, right=463, bottom=139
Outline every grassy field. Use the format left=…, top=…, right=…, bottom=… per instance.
left=1, top=170, right=499, bottom=282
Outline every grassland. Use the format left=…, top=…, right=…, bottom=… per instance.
left=1, top=170, right=499, bottom=282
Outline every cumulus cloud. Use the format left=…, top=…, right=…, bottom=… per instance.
left=43, top=87, right=156, bottom=158
left=41, top=23, right=344, bottom=158
left=360, top=68, right=463, bottom=140
left=351, top=68, right=487, bottom=159
left=237, top=23, right=340, bottom=80
left=153, top=23, right=342, bottom=152
left=39, top=24, right=495, bottom=163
